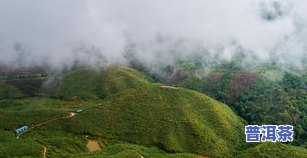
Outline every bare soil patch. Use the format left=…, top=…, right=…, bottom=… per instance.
left=86, top=140, right=102, bottom=152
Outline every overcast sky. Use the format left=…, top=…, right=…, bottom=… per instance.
left=0, top=0, right=306, bottom=69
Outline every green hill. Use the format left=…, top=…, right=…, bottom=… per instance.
left=0, top=66, right=252, bottom=157
left=43, top=83, right=246, bottom=158
left=58, top=66, right=150, bottom=100
left=102, top=84, right=245, bottom=157
left=0, top=82, right=22, bottom=99
left=1, top=66, right=306, bottom=158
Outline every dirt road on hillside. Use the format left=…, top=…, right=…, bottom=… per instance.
left=16, top=112, right=76, bottom=139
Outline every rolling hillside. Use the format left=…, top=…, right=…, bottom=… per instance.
left=0, top=65, right=306, bottom=158
left=0, top=82, right=22, bottom=99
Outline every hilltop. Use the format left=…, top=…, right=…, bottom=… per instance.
left=58, top=66, right=150, bottom=100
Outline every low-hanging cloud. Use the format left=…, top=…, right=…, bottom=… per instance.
left=0, top=0, right=306, bottom=70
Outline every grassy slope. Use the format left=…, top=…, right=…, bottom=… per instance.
left=103, top=84, right=245, bottom=157
left=1, top=66, right=306, bottom=158
left=58, top=65, right=150, bottom=100
left=239, top=142, right=307, bottom=158
left=0, top=82, right=22, bottom=99
left=0, top=98, right=92, bottom=158
left=0, top=131, right=43, bottom=158
left=74, top=143, right=197, bottom=158
left=41, top=83, right=246, bottom=158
